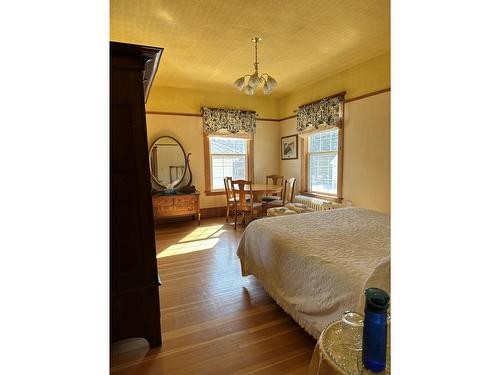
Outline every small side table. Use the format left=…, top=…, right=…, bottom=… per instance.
left=308, top=320, right=390, bottom=375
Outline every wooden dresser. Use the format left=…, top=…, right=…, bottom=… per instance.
left=152, top=192, right=201, bottom=224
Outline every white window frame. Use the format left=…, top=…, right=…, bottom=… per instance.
left=206, top=136, right=251, bottom=192
left=305, top=128, right=343, bottom=198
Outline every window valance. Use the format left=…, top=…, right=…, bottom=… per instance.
left=202, top=107, right=256, bottom=139
left=296, top=93, right=344, bottom=136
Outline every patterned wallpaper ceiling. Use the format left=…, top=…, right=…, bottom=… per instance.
left=110, top=0, right=390, bottom=97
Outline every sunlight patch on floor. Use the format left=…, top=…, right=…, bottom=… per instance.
left=178, top=224, right=225, bottom=243
left=157, top=238, right=220, bottom=257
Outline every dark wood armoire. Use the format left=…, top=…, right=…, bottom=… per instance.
left=110, top=42, right=163, bottom=348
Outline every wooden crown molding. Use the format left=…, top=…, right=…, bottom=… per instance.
left=146, top=110, right=278, bottom=122
left=145, top=87, right=390, bottom=122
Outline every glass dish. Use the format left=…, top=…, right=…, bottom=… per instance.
left=341, top=311, right=364, bottom=351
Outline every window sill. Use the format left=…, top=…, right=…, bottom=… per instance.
left=205, top=190, right=226, bottom=196
left=299, top=191, right=343, bottom=203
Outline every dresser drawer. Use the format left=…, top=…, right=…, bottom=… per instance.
left=173, top=196, right=196, bottom=212
left=152, top=196, right=173, bottom=215
left=152, top=193, right=200, bottom=221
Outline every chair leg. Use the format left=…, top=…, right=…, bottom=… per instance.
left=226, top=205, right=230, bottom=222
left=234, top=209, right=238, bottom=230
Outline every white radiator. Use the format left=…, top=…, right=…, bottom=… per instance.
left=293, top=194, right=341, bottom=211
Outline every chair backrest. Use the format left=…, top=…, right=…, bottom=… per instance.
left=223, top=176, right=234, bottom=202
left=282, top=177, right=296, bottom=204
left=231, top=179, right=253, bottom=211
left=266, top=174, right=284, bottom=188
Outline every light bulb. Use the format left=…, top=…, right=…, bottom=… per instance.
left=266, top=75, right=277, bottom=89
left=233, top=76, right=245, bottom=91
left=244, top=85, right=254, bottom=95
left=263, top=80, right=272, bottom=95
left=248, top=72, right=260, bottom=88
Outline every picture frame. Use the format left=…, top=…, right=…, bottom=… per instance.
left=281, top=134, right=298, bottom=160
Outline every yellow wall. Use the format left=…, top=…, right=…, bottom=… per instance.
left=279, top=118, right=303, bottom=190
left=146, top=86, right=281, bottom=120
left=279, top=91, right=390, bottom=214
left=343, top=92, right=390, bottom=213
left=278, top=52, right=390, bottom=118
left=253, top=121, right=282, bottom=185
left=146, top=114, right=281, bottom=209
left=146, top=52, right=390, bottom=121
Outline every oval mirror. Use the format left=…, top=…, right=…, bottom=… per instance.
left=149, top=136, right=187, bottom=189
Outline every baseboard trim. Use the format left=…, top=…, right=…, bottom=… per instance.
left=200, top=206, right=227, bottom=219
left=153, top=207, right=226, bottom=226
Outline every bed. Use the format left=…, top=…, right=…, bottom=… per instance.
left=237, top=207, right=390, bottom=339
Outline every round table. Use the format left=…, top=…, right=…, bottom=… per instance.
left=231, top=184, right=282, bottom=220
left=308, top=320, right=390, bottom=375
left=238, top=183, right=282, bottom=194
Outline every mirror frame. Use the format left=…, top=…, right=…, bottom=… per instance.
left=149, top=136, right=188, bottom=189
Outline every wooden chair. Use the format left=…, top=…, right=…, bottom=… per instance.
left=261, top=174, right=285, bottom=203
left=266, top=177, right=296, bottom=208
left=223, top=176, right=238, bottom=223
left=231, top=179, right=263, bottom=229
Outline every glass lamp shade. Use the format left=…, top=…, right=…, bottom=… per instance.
left=243, top=85, right=254, bottom=95
left=263, top=80, right=273, bottom=95
left=266, top=75, right=277, bottom=89
left=233, top=76, right=246, bottom=91
left=248, top=72, right=260, bottom=88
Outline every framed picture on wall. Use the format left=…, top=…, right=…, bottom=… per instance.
left=281, top=134, right=298, bottom=160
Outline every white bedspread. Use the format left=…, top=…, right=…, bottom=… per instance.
left=237, top=208, right=390, bottom=339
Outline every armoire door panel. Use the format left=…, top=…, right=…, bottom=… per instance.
left=110, top=42, right=163, bottom=348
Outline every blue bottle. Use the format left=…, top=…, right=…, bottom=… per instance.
left=362, top=288, right=390, bottom=372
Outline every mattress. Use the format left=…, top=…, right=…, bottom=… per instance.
left=237, top=207, right=390, bottom=339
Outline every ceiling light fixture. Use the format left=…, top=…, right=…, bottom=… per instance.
left=233, top=37, right=277, bottom=96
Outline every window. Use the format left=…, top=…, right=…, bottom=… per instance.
left=208, top=137, right=249, bottom=190
left=307, top=129, right=340, bottom=195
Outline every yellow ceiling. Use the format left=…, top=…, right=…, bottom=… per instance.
left=110, top=0, right=390, bottom=97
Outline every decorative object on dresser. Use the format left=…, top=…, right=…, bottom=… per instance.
left=149, top=136, right=189, bottom=189
left=149, top=135, right=200, bottom=224
left=110, top=41, right=163, bottom=348
left=176, top=152, right=196, bottom=194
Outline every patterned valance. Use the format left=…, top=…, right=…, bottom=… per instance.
left=202, top=107, right=256, bottom=139
left=296, top=94, right=344, bottom=136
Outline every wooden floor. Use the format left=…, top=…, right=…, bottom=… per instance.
left=111, top=217, right=316, bottom=375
